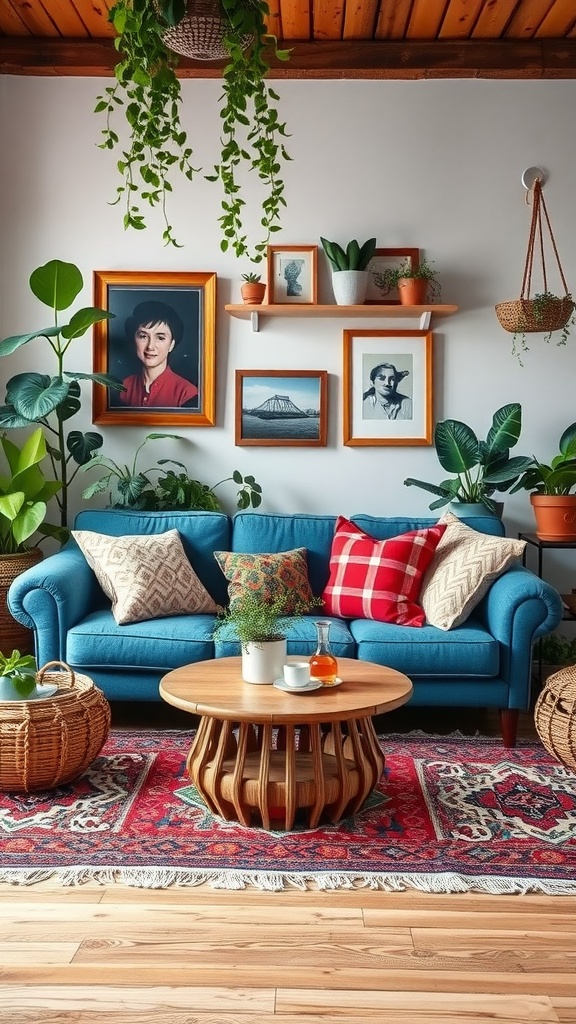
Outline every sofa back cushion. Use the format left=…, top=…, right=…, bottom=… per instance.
left=73, top=509, right=231, bottom=607
left=351, top=514, right=505, bottom=540
left=231, top=512, right=338, bottom=596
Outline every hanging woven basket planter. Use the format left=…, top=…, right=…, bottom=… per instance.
left=161, top=0, right=253, bottom=60
left=495, top=178, right=574, bottom=352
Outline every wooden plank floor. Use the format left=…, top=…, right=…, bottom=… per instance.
left=1, top=704, right=575, bottom=1023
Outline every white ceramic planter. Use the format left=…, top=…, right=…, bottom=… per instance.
left=331, top=270, right=369, bottom=305
left=241, top=639, right=287, bottom=684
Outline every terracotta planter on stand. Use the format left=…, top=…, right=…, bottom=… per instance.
left=530, top=495, right=576, bottom=541
left=0, top=548, right=43, bottom=655
left=397, top=278, right=429, bottom=305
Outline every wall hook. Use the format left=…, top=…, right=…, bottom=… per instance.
left=522, top=166, right=547, bottom=190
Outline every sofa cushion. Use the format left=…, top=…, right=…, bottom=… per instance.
left=350, top=617, right=499, bottom=677
left=321, top=516, right=446, bottom=626
left=420, top=512, right=526, bottom=630
left=66, top=609, right=217, bottom=670
left=231, top=512, right=338, bottom=596
left=72, top=528, right=218, bottom=626
left=214, top=547, right=315, bottom=614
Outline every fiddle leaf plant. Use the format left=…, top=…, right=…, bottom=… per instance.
left=96, top=0, right=291, bottom=257
left=0, top=260, right=124, bottom=529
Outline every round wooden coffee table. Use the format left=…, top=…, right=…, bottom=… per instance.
left=160, top=657, right=412, bottom=830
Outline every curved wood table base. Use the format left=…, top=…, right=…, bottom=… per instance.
left=186, top=716, right=385, bottom=830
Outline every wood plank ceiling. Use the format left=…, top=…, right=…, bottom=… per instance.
left=1, top=0, right=576, bottom=78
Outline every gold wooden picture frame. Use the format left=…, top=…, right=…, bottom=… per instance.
left=92, top=270, right=216, bottom=426
left=343, top=329, right=433, bottom=446
left=236, top=369, right=328, bottom=446
left=266, top=245, right=318, bottom=305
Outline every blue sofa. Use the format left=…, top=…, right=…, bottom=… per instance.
left=8, top=508, right=562, bottom=746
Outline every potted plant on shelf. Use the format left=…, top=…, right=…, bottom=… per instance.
left=320, top=236, right=377, bottom=305
left=240, top=272, right=267, bottom=306
left=0, top=428, right=68, bottom=655
left=0, top=650, right=39, bottom=702
left=385, top=256, right=441, bottom=305
left=212, top=591, right=318, bottom=684
left=96, top=0, right=291, bottom=256
left=509, top=421, right=576, bottom=540
left=81, top=432, right=263, bottom=512
left=0, top=260, right=124, bottom=530
left=404, top=403, right=531, bottom=516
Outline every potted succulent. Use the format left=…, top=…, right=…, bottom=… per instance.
left=0, top=650, right=38, bottom=701
left=212, top=591, right=317, bottom=684
left=240, top=272, right=267, bottom=306
left=0, top=259, right=124, bottom=529
left=509, top=421, right=576, bottom=540
left=385, top=256, right=441, bottom=305
left=404, top=403, right=531, bottom=515
left=0, top=428, right=67, bottom=655
left=320, top=236, right=377, bottom=305
left=96, top=0, right=291, bottom=256
left=81, top=432, right=263, bottom=512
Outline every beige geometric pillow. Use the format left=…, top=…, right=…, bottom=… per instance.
left=72, top=528, right=218, bottom=625
left=420, top=512, right=526, bottom=631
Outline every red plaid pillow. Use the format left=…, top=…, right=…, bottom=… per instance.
left=322, top=516, right=447, bottom=626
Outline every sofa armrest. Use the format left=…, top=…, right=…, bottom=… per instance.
left=476, top=565, right=563, bottom=708
left=8, top=543, right=101, bottom=667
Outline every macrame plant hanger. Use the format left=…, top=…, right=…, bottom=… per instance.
left=495, top=176, right=574, bottom=351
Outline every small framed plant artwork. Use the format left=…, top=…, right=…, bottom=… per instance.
left=92, top=270, right=216, bottom=427
left=365, top=247, right=420, bottom=304
left=343, top=329, right=433, bottom=446
left=236, top=370, right=328, bottom=446
left=266, top=245, right=318, bottom=305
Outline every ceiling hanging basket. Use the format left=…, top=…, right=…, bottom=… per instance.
left=495, top=178, right=574, bottom=336
left=161, top=0, right=253, bottom=61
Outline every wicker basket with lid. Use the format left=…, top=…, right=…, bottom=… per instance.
left=534, top=664, right=576, bottom=771
left=0, top=661, right=111, bottom=792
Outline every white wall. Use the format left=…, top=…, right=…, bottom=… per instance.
left=1, top=76, right=576, bottom=560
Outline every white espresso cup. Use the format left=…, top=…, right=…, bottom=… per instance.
left=283, top=661, right=310, bottom=688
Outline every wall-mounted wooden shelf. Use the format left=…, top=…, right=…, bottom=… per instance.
left=224, top=303, right=459, bottom=332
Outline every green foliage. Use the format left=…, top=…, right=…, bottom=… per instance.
left=540, top=631, right=576, bottom=666
left=241, top=271, right=262, bottom=283
left=0, top=260, right=124, bottom=529
left=404, top=403, right=532, bottom=512
left=0, top=649, right=37, bottom=698
left=0, top=429, right=67, bottom=554
left=212, top=591, right=320, bottom=645
left=320, top=237, right=377, bottom=273
left=510, top=292, right=576, bottom=364
left=385, top=257, right=441, bottom=301
left=96, top=0, right=291, bottom=256
left=81, top=432, right=263, bottom=512
left=510, top=421, right=576, bottom=496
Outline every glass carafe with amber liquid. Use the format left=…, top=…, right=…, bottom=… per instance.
left=309, top=620, right=338, bottom=686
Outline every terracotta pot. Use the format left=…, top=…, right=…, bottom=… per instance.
left=530, top=494, right=576, bottom=541
left=241, top=282, right=267, bottom=306
left=397, top=277, right=429, bottom=305
left=0, top=548, right=43, bottom=655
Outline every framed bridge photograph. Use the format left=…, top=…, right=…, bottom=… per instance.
left=235, top=370, right=328, bottom=447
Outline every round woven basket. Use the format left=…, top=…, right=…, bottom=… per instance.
left=0, top=661, right=111, bottom=792
left=495, top=296, right=574, bottom=334
left=161, top=0, right=252, bottom=60
left=534, top=664, right=576, bottom=771
left=0, top=548, right=43, bottom=655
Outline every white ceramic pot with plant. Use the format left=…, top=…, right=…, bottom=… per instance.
left=0, top=650, right=38, bottom=701
left=320, top=237, right=377, bottom=305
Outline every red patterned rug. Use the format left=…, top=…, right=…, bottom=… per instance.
left=2, top=730, right=576, bottom=895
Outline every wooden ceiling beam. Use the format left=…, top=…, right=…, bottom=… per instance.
left=1, top=37, right=576, bottom=78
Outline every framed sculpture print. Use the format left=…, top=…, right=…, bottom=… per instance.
left=236, top=370, right=328, bottom=446
left=343, top=329, right=432, bottom=446
left=92, top=270, right=216, bottom=426
left=365, top=247, right=420, bottom=304
left=266, top=245, right=318, bottom=305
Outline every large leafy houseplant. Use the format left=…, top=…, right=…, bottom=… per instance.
left=0, top=260, right=124, bottom=528
left=0, top=428, right=66, bottom=554
left=96, top=0, right=291, bottom=255
left=509, top=422, right=576, bottom=497
left=404, top=403, right=532, bottom=513
left=81, top=432, right=263, bottom=511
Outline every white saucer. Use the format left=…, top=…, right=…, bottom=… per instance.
left=273, top=678, right=323, bottom=693
left=29, top=683, right=59, bottom=700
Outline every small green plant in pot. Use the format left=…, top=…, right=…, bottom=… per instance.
left=404, top=403, right=531, bottom=514
left=240, top=271, right=266, bottom=306
left=509, top=421, right=576, bottom=540
left=0, top=650, right=38, bottom=701
left=320, top=237, right=377, bottom=305
left=385, top=256, right=441, bottom=305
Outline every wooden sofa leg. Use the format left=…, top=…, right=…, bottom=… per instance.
left=499, top=709, right=519, bottom=748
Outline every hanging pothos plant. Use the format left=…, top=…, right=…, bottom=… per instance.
left=96, top=0, right=291, bottom=256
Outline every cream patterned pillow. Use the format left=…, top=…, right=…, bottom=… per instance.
left=420, top=512, right=526, bottom=631
left=72, top=528, right=218, bottom=625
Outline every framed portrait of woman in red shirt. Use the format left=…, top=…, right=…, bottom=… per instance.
left=92, top=271, right=216, bottom=427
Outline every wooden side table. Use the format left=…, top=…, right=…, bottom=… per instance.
left=160, top=657, right=413, bottom=830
